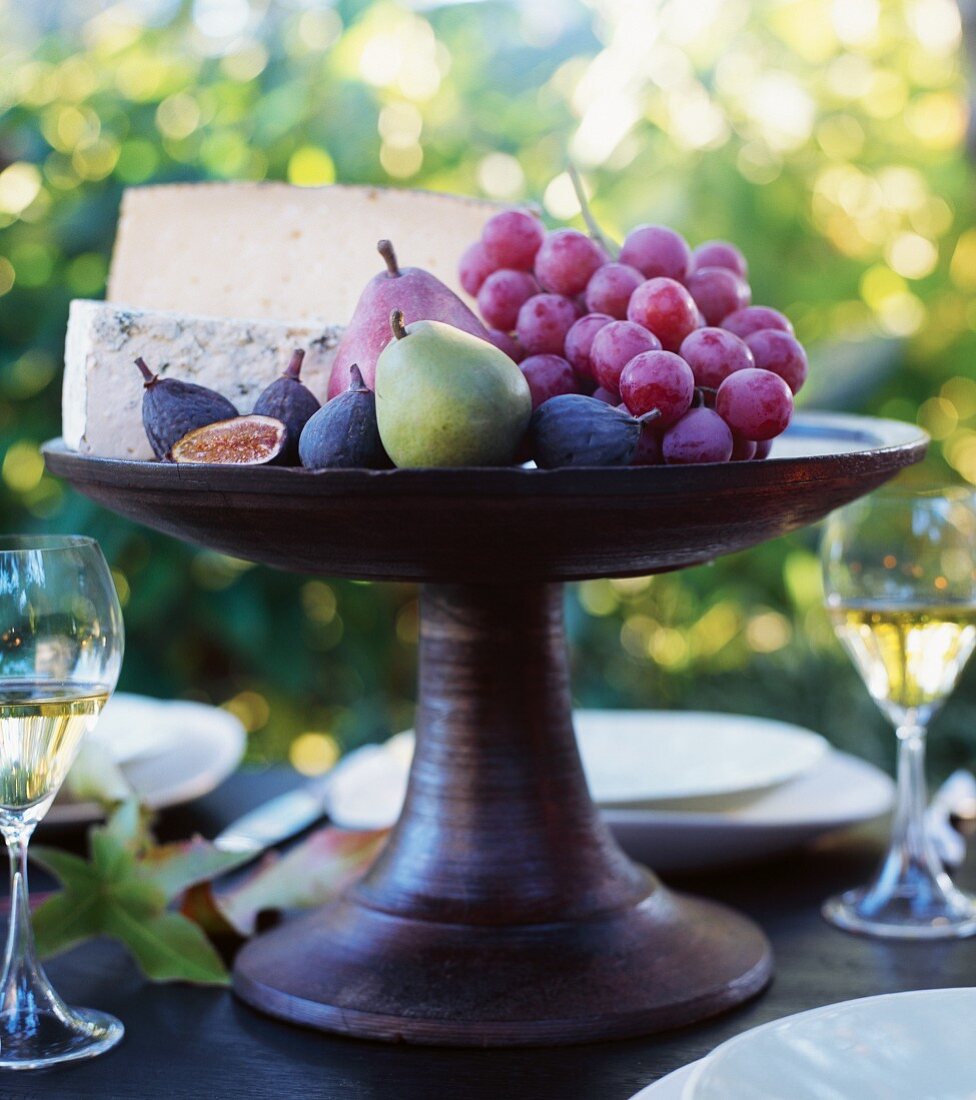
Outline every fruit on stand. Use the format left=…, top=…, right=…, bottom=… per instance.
left=478, top=270, right=540, bottom=332
left=721, top=305, right=794, bottom=339
left=486, top=328, right=525, bottom=362
left=685, top=267, right=751, bottom=326
left=564, top=313, right=613, bottom=380
left=626, top=277, right=699, bottom=352
left=135, top=356, right=239, bottom=460
left=716, top=368, right=794, bottom=441
left=745, top=330, right=809, bottom=394
left=375, top=310, right=531, bottom=467
left=662, top=407, right=734, bottom=465
left=584, top=262, right=644, bottom=319
left=590, top=321, right=661, bottom=396
left=619, top=350, right=695, bottom=426
left=534, top=228, right=605, bottom=296
left=327, top=239, right=489, bottom=398
left=519, top=355, right=580, bottom=409
left=619, top=224, right=692, bottom=281
left=252, top=348, right=321, bottom=465
left=516, top=293, right=582, bottom=356
left=530, top=394, right=655, bottom=468
left=171, top=415, right=287, bottom=465
left=481, top=208, right=545, bottom=271
left=299, top=365, right=389, bottom=470
left=679, top=328, right=755, bottom=390
left=692, top=240, right=748, bottom=278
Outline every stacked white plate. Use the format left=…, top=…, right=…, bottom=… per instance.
left=633, top=988, right=976, bottom=1097
left=325, top=710, right=894, bottom=872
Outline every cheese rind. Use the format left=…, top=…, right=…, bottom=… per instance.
left=63, top=300, right=341, bottom=460
left=107, top=183, right=500, bottom=323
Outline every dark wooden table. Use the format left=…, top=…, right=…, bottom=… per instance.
left=11, top=768, right=976, bottom=1100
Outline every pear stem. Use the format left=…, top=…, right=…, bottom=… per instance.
left=134, top=357, right=156, bottom=386
left=378, top=240, right=400, bottom=277
left=285, top=348, right=305, bottom=379
left=390, top=309, right=408, bottom=340
left=566, top=161, right=617, bottom=258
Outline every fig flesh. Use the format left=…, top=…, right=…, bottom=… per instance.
left=252, top=348, right=321, bottom=465
left=136, top=357, right=239, bottom=460
left=529, top=393, right=651, bottom=468
left=171, top=415, right=287, bottom=465
left=299, top=365, right=389, bottom=470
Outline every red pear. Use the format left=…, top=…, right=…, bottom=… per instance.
left=327, top=240, right=490, bottom=398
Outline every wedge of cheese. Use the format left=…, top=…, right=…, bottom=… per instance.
left=107, top=183, right=501, bottom=322
left=63, top=300, right=341, bottom=460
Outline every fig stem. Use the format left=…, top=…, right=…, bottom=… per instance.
left=390, top=309, right=408, bottom=340
left=637, top=409, right=662, bottom=424
left=377, top=239, right=400, bottom=277
left=285, top=348, right=306, bottom=379
left=349, top=363, right=366, bottom=389
left=134, top=356, right=156, bottom=386
left=566, top=160, right=617, bottom=259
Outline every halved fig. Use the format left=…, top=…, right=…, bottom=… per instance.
left=171, top=415, right=287, bottom=466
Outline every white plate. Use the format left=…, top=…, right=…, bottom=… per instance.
left=325, top=714, right=890, bottom=871
left=630, top=1063, right=700, bottom=1099
left=684, top=988, right=976, bottom=1099
left=606, top=749, right=893, bottom=872
left=45, top=693, right=247, bottom=826
left=326, top=710, right=827, bottom=826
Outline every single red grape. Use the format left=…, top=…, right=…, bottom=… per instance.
left=534, top=229, right=605, bottom=297
left=590, top=320, right=661, bottom=396
left=692, top=240, right=748, bottom=279
left=459, top=241, right=496, bottom=297
left=477, top=269, right=539, bottom=332
left=619, top=350, right=695, bottom=426
left=627, top=277, right=699, bottom=352
left=516, top=293, right=581, bottom=356
left=745, top=329, right=808, bottom=394
left=730, top=435, right=757, bottom=461
left=584, top=262, right=644, bottom=319
left=716, top=368, right=793, bottom=441
left=564, top=313, right=613, bottom=380
left=679, top=327, right=754, bottom=389
left=520, top=355, right=580, bottom=409
left=722, top=305, right=794, bottom=340
left=685, top=266, right=751, bottom=326
left=486, top=328, right=525, bottom=363
left=662, top=407, right=733, bottom=464
left=591, top=386, right=619, bottom=405
left=481, top=209, right=545, bottom=271
left=753, top=438, right=773, bottom=460
left=632, top=423, right=663, bottom=465
left=619, top=224, right=691, bottom=281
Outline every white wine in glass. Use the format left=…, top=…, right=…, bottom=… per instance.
left=0, top=536, right=124, bottom=1067
left=823, top=491, right=976, bottom=939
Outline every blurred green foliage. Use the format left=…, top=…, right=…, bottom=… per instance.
left=1, top=0, right=975, bottom=778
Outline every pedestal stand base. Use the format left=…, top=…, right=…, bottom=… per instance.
left=233, top=885, right=771, bottom=1046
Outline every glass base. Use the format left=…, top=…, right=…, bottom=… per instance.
left=823, top=885, right=976, bottom=940
left=0, top=1005, right=123, bottom=1069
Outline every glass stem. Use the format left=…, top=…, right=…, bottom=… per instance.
left=868, top=725, right=949, bottom=907
left=0, top=824, right=62, bottom=1029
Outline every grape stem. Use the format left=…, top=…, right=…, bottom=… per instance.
left=693, top=386, right=717, bottom=408
left=637, top=409, right=662, bottom=424
left=566, top=160, right=618, bottom=258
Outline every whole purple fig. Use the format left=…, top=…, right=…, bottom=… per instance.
left=299, top=365, right=389, bottom=470
left=136, top=357, right=238, bottom=460
left=252, top=348, right=321, bottom=465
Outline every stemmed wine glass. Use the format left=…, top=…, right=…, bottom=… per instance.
left=822, top=489, right=976, bottom=938
left=0, top=536, right=124, bottom=1066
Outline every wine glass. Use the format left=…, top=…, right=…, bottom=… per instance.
left=822, top=488, right=976, bottom=938
left=0, top=535, right=124, bottom=1066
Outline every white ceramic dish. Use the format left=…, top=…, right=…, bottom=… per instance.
left=325, top=713, right=891, bottom=871
left=630, top=1063, right=700, bottom=1099
left=45, top=693, right=246, bottom=826
left=684, top=988, right=976, bottom=1099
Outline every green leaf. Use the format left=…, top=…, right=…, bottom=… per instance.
left=102, top=908, right=230, bottom=985
left=30, top=845, right=102, bottom=890
left=137, top=836, right=256, bottom=902
left=214, top=826, right=387, bottom=936
left=32, top=889, right=104, bottom=959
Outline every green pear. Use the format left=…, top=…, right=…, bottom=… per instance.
left=375, top=310, right=532, bottom=467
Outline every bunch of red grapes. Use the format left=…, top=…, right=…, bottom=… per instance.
left=459, top=208, right=807, bottom=465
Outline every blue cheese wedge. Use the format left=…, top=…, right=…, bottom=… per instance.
left=63, top=300, right=341, bottom=460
